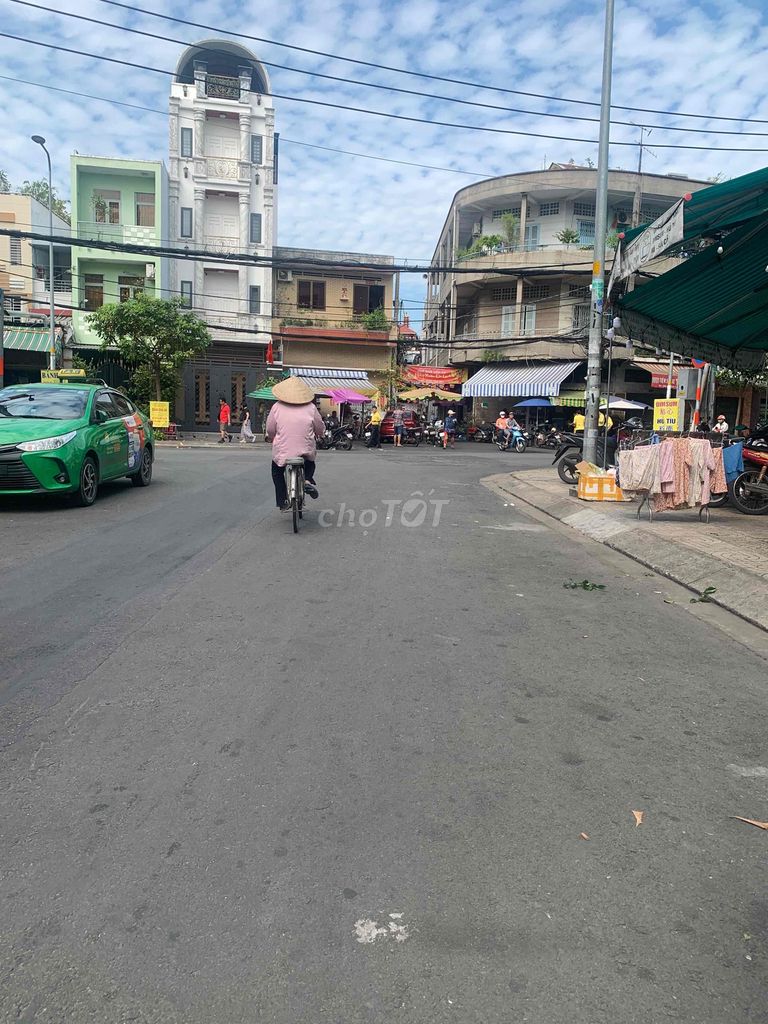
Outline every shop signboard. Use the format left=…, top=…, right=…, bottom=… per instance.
left=149, top=401, right=170, bottom=428
left=653, top=398, right=684, bottom=432
left=402, top=366, right=464, bottom=386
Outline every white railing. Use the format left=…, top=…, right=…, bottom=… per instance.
left=204, top=235, right=242, bottom=254
left=77, top=221, right=123, bottom=243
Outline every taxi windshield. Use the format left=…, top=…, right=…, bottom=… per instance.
left=0, top=387, right=89, bottom=420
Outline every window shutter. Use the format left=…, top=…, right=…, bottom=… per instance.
left=250, top=212, right=262, bottom=244
left=501, top=304, right=515, bottom=334
left=180, top=207, right=193, bottom=238
left=297, top=280, right=311, bottom=307
left=249, top=285, right=261, bottom=314
left=353, top=284, right=368, bottom=315
left=180, top=281, right=193, bottom=307
left=250, top=135, right=263, bottom=164
left=180, top=127, right=193, bottom=158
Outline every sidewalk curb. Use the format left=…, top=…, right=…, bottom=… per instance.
left=485, top=471, right=768, bottom=634
left=156, top=441, right=266, bottom=450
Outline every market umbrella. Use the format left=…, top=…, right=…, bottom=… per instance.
left=512, top=397, right=552, bottom=408
left=326, top=387, right=372, bottom=403
left=599, top=397, right=649, bottom=410
left=398, top=386, right=463, bottom=402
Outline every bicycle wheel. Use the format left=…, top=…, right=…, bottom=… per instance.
left=292, top=496, right=299, bottom=532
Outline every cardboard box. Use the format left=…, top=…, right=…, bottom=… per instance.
left=577, top=471, right=631, bottom=502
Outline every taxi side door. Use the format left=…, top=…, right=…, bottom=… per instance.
left=91, top=390, right=128, bottom=480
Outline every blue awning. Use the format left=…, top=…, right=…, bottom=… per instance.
left=461, top=361, right=583, bottom=398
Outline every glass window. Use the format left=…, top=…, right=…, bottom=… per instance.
left=180, top=207, right=193, bottom=238
left=249, top=285, right=261, bottom=314
left=111, top=393, right=135, bottom=416
left=119, top=275, right=144, bottom=302
left=84, top=273, right=104, bottom=310
left=94, top=189, right=120, bottom=224
left=297, top=280, right=325, bottom=310
left=249, top=212, right=262, bottom=244
left=538, top=202, right=560, bottom=216
left=523, top=224, right=540, bottom=250
left=250, top=134, right=263, bottom=164
left=9, top=236, right=21, bottom=264
left=0, top=387, right=88, bottom=420
left=180, top=126, right=193, bottom=158
left=94, top=392, right=119, bottom=422
left=521, top=304, right=536, bottom=336
left=573, top=201, right=595, bottom=217
left=501, top=304, right=515, bottom=334
left=180, top=280, right=193, bottom=307
left=135, top=193, right=155, bottom=227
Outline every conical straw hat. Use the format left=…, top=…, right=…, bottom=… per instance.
left=272, top=376, right=315, bottom=405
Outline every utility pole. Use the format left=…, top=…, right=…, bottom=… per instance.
left=0, top=287, right=5, bottom=389
left=583, top=0, right=615, bottom=465
left=31, top=135, right=57, bottom=370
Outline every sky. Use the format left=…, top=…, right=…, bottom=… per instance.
left=2, top=0, right=768, bottom=322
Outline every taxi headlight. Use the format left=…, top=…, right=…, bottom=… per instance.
left=17, top=430, right=77, bottom=453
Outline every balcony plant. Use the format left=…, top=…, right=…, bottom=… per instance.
left=500, top=213, right=520, bottom=248
left=91, top=193, right=108, bottom=223
left=555, top=227, right=580, bottom=249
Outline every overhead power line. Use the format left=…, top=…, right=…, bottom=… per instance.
left=0, top=225, right=599, bottom=275
left=4, top=29, right=768, bottom=152
left=91, top=0, right=768, bottom=128
left=9, top=0, right=768, bottom=139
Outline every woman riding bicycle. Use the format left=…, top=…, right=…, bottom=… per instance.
left=265, top=376, right=325, bottom=512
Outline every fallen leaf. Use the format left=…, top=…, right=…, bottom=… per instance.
left=579, top=832, right=590, bottom=840
left=632, top=810, right=644, bottom=827
left=732, top=816, right=768, bottom=831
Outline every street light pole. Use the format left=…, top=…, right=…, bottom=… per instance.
left=31, top=135, right=56, bottom=371
left=583, top=0, right=615, bottom=464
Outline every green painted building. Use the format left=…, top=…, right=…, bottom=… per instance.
left=70, top=156, right=169, bottom=348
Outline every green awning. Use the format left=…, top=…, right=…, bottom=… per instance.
left=2, top=328, right=53, bottom=352
left=246, top=386, right=277, bottom=400
left=622, top=166, right=768, bottom=246
left=618, top=212, right=768, bottom=370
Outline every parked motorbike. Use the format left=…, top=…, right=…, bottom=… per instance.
left=535, top=424, right=563, bottom=449
left=402, top=426, right=422, bottom=447
left=468, top=422, right=494, bottom=443
left=494, top=426, right=527, bottom=454
left=318, top=424, right=354, bottom=450
left=552, top=433, right=616, bottom=484
left=730, top=426, right=768, bottom=515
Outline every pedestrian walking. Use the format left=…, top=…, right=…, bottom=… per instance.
left=240, top=405, right=256, bottom=443
left=392, top=404, right=405, bottom=447
left=218, top=396, right=233, bottom=443
left=444, top=408, right=458, bottom=448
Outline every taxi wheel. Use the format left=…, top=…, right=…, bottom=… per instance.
left=74, top=456, right=99, bottom=507
left=131, top=447, right=153, bottom=487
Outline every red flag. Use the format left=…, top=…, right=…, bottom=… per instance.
left=266, top=340, right=274, bottom=364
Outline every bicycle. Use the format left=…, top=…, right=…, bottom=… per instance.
left=284, top=458, right=305, bottom=533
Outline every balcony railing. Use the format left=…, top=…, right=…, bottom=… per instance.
left=77, top=221, right=123, bottom=243
left=204, top=234, right=241, bottom=254
left=205, top=74, right=240, bottom=100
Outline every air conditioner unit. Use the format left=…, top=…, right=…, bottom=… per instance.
left=277, top=269, right=293, bottom=282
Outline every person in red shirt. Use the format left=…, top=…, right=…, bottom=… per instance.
left=218, top=396, right=233, bottom=443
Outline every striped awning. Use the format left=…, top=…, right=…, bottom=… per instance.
left=2, top=329, right=53, bottom=353
left=461, top=361, right=583, bottom=398
left=291, top=367, right=376, bottom=394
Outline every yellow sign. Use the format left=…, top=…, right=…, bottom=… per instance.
left=41, top=370, right=59, bottom=383
left=149, top=401, right=170, bottom=428
left=653, top=398, right=684, bottom=432
left=59, top=368, right=86, bottom=378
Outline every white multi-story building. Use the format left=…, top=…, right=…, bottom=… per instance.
left=169, top=40, right=277, bottom=428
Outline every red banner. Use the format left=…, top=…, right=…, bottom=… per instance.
left=651, top=370, right=678, bottom=389
left=402, top=366, right=463, bottom=386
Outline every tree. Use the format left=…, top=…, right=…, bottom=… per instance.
left=500, top=213, right=520, bottom=248
left=17, top=179, right=70, bottom=224
left=87, top=294, right=211, bottom=401
left=556, top=227, right=580, bottom=248
left=0, top=169, right=11, bottom=193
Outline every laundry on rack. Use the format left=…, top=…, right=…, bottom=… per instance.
left=617, top=436, right=729, bottom=513
left=722, top=441, right=744, bottom=483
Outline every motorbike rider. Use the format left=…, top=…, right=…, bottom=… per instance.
left=494, top=410, right=509, bottom=443
left=326, top=410, right=340, bottom=430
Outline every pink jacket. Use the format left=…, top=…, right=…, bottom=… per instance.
left=265, top=401, right=325, bottom=466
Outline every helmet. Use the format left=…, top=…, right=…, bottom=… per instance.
left=448, top=409, right=455, bottom=415
left=500, top=410, right=507, bottom=416
left=625, top=416, right=643, bottom=429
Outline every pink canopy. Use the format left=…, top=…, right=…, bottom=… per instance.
left=326, top=387, right=371, bottom=403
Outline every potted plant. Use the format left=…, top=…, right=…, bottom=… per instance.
left=91, top=193, right=108, bottom=223
left=556, top=227, right=580, bottom=249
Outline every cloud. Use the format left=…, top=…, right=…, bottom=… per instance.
left=1, top=0, right=768, bottom=317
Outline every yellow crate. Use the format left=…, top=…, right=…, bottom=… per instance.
left=577, top=472, right=630, bottom=502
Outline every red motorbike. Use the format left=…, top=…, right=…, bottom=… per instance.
left=730, top=426, right=768, bottom=515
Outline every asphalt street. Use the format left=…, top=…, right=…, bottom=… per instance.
left=1, top=442, right=767, bottom=1024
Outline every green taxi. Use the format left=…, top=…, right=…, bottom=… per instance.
left=0, top=383, right=154, bottom=506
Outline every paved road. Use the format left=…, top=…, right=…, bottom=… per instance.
left=1, top=445, right=766, bottom=1024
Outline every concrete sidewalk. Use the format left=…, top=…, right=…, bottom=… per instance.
left=487, top=467, right=768, bottom=632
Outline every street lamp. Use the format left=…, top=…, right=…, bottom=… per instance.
left=31, top=135, right=56, bottom=370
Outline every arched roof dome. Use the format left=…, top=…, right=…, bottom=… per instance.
left=175, top=39, right=271, bottom=94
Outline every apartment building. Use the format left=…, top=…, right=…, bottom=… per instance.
left=421, top=163, right=708, bottom=414
left=272, top=247, right=399, bottom=396
left=0, top=192, right=71, bottom=382
left=169, top=40, right=276, bottom=429
left=69, top=156, right=169, bottom=355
